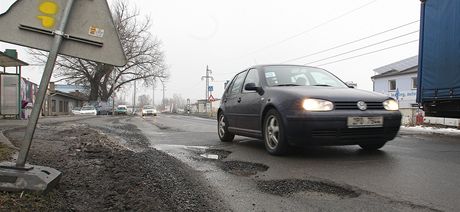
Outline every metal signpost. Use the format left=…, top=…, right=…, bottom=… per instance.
left=0, top=0, right=126, bottom=192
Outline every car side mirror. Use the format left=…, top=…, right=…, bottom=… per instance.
left=345, top=81, right=356, bottom=88
left=245, top=83, right=264, bottom=94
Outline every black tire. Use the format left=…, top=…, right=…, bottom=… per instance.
left=218, top=112, right=235, bottom=142
left=263, top=109, right=289, bottom=155
left=359, top=142, right=386, bottom=151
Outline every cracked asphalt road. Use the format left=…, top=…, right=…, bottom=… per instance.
left=129, top=113, right=458, bottom=212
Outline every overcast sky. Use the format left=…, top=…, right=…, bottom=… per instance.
left=1, top=0, right=421, bottom=105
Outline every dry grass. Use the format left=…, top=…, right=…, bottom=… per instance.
left=0, top=143, right=15, bottom=161
left=0, top=191, right=62, bottom=210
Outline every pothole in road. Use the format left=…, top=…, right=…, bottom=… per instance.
left=147, top=121, right=185, bottom=132
left=193, top=149, right=268, bottom=176
left=257, top=179, right=360, bottom=199
left=201, top=149, right=232, bottom=159
left=219, top=161, right=269, bottom=176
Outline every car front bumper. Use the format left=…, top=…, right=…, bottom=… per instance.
left=284, top=110, right=401, bottom=146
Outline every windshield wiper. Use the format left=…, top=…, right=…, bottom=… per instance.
left=275, top=84, right=300, bottom=87
left=311, top=84, right=332, bottom=87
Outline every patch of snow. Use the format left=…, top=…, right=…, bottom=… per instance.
left=401, top=126, right=460, bottom=136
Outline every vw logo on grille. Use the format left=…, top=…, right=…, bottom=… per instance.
left=357, top=101, right=367, bottom=111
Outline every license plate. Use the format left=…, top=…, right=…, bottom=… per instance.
left=347, top=116, right=383, bottom=128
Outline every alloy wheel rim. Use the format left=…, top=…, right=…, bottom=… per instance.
left=218, top=115, right=226, bottom=137
left=266, top=115, right=279, bottom=149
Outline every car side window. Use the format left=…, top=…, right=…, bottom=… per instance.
left=229, top=71, right=247, bottom=96
left=243, top=69, right=259, bottom=92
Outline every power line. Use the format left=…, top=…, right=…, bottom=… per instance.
left=303, top=30, right=419, bottom=65
left=244, top=0, right=378, bottom=56
left=281, top=20, right=420, bottom=63
left=315, top=39, right=419, bottom=66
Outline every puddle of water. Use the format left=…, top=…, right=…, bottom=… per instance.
left=200, top=153, right=220, bottom=160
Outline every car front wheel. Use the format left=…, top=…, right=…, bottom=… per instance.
left=218, top=112, right=234, bottom=142
left=263, top=109, right=289, bottom=155
left=359, top=141, right=386, bottom=151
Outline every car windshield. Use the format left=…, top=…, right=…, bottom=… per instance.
left=117, top=107, right=126, bottom=110
left=263, top=65, right=347, bottom=88
left=73, top=107, right=81, bottom=110
left=143, top=106, right=154, bottom=109
left=81, top=107, right=94, bottom=110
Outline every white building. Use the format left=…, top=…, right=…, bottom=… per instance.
left=372, top=56, right=459, bottom=127
left=372, top=56, right=418, bottom=109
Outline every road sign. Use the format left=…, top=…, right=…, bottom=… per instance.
left=208, top=85, right=214, bottom=92
left=208, top=94, right=215, bottom=102
left=0, top=0, right=126, bottom=193
left=0, top=0, right=126, bottom=66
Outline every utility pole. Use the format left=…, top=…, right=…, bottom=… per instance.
left=133, top=80, right=136, bottom=114
left=152, top=80, right=155, bottom=106
left=201, top=65, right=214, bottom=112
left=159, top=79, right=166, bottom=111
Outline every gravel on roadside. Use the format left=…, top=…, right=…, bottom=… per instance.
left=0, top=121, right=228, bottom=211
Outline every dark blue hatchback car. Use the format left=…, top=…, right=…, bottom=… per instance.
left=217, top=65, right=401, bottom=155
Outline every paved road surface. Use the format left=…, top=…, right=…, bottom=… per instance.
left=124, top=114, right=460, bottom=212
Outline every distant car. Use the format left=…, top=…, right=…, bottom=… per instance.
left=141, top=105, right=157, bottom=116
left=79, top=106, right=97, bottom=115
left=97, top=106, right=113, bottom=115
left=71, top=107, right=81, bottom=115
left=218, top=65, right=402, bottom=155
left=115, top=105, right=128, bottom=115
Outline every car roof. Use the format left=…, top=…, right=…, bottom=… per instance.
left=247, top=64, right=321, bottom=70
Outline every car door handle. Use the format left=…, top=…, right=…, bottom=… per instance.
left=237, top=97, right=242, bottom=103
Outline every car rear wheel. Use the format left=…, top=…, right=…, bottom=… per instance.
left=218, top=112, right=234, bottom=142
left=359, top=141, right=386, bottom=151
left=263, top=109, right=289, bottom=155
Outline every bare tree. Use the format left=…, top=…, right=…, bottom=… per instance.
left=29, top=0, right=168, bottom=102
left=172, top=94, right=187, bottom=109
left=138, top=94, right=151, bottom=107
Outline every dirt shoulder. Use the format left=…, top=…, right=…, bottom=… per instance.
left=1, top=119, right=228, bottom=211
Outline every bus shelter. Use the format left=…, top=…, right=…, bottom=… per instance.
left=0, top=50, right=29, bottom=119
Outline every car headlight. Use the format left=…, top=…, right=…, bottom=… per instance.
left=302, top=99, right=334, bottom=111
left=383, top=99, right=399, bottom=111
